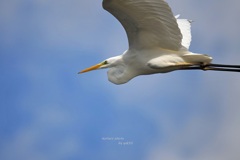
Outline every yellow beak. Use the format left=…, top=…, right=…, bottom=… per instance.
left=78, top=63, right=103, bottom=74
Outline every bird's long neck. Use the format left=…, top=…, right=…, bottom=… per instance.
left=108, top=55, right=124, bottom=67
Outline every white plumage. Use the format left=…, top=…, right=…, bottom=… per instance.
left=103, top=0, right=183, bottom=50
left=175, top=15, right=192, bottom=49
left=80, top=0, right=214, bottom=84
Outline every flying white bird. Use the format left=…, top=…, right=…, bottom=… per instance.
left=80, top=0, right=240, bottom=84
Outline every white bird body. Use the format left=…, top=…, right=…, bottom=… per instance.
left=80, top=0, right=218, bottom=84
left=106, top=48, right=211, bottom=84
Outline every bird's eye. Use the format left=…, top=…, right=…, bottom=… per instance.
left=103, top=61, right=108, bottom=65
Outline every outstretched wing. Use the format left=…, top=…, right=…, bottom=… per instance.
left=103, top=0, right=183, bottom=51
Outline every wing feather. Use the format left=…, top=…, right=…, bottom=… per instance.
left=103, top=0, right=183, bottom=51
left=176, top=17, right=192, bottom=49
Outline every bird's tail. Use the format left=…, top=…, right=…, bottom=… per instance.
left=182, top=53, right=213, bottom=65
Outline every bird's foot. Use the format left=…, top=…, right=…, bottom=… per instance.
left=200, top=63, right=208, bottom=71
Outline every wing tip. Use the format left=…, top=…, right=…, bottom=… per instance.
left=102, top=0, right=114, bottom=10
left=175, top=14, right=180, bottom=19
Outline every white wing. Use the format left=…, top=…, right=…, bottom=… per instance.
left=103, top=0, right=183, bottom=51
left=176, top=16, right=192, bottom=49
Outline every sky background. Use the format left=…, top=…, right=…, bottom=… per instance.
left=1, top=0, right=240, bottom=160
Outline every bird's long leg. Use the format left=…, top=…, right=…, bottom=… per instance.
left=179, top=63, right=240, bottom=72
left=205, top=63, right=240, bottom=69
left=201, top=67, right=240, bottom=72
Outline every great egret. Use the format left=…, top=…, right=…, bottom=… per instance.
left=80, top=0, right=240, bottom=84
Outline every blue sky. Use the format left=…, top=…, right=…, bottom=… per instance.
left=1, top=0, right=240, bottom=160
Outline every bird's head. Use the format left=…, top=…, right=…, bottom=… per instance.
left=79, top=56, right=133, bottom=84
left=79, top=56, right=122, bottom=74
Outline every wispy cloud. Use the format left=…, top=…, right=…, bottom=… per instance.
left=1, top=0, right=240, bottom=160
